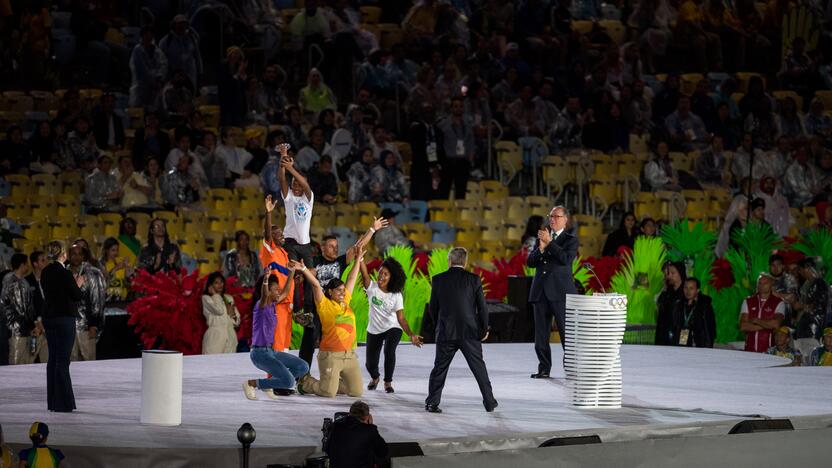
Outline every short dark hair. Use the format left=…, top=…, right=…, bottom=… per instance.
left=769, top=254, right=784, bottom=265
left=379, top=258, right=406, bottom=294
left=11, top=253, right=27, bottom=270
left=321, top=235, right=337, bottom=243
left=234, top=230, right=249, bottom=243
left=450, top=96, right=464, bottom=106
left=349, top=400, right=370, bottom=419
left=29, top=250, right=45, bottom=265
left=798, top=258, right=816, bottom=270
left=685, top=277, right=701, bottom=289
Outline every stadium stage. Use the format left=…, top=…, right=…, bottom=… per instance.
left=1, top=344, right=831, bottom=467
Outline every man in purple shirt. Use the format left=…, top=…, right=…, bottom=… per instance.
left=243, top=271, right=309, bottom=400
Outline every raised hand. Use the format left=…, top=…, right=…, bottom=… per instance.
left=265, top=195, right=276, bottom=212
left=372, top=217, right=389, bottom=231
left=287, top=259, right=304, bottom=271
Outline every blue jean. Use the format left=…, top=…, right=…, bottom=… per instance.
left=250, top=347, right=309, bottom=390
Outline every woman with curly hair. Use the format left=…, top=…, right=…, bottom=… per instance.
left=359, top=257, right=423, bottom=393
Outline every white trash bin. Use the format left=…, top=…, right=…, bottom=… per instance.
left=140, top=350, right=183, bottom=426
left=564, top=293, right=627, bottom=408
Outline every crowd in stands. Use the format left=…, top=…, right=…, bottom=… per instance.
left=1, top=0, right=831, bottom=367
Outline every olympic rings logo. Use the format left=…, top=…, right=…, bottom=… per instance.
left=608, top=297, right=627, bottom=308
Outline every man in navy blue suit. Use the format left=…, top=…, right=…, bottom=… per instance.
left=526, top=205, right=578, bottom=379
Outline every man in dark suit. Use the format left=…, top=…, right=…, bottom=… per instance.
left=327, top=400, right=389, bottom=468
left=526, top=205, right=578, bottom=379
left=92, top=92, right=125, bottom=150
left=425, top=247, right=497, bottom=413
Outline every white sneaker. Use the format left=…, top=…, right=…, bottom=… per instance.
left=242, top=381, right=258, bottom=401
left=262, top=389, right=278, bottom=400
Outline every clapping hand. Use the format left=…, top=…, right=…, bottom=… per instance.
left=537, top=228, right=552, bottom=247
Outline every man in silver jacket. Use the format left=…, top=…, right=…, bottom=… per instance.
left=67, top=243, right=106, bottom=361
left=2, top=254, right=36, bottom=364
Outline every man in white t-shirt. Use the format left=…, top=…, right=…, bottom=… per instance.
left=278, top=144, right=315, bottom=318
left=278, top=145, right=315, bottom=264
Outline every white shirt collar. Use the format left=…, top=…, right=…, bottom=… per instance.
left=554, top=229, right=564, bottom=237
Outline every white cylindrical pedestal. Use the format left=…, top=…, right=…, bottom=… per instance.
left=564, top=293, right=627, bottom=408
left=140, top=350, right=183, bottom=426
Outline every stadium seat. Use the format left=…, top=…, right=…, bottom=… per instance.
left=599, top=20, right=626, bottom=45
left=480, top=180, right=509, bottom=199
left=815, top=90, right=832, bottom=110
left=541, top=156, right=573, bottom=200
left=429, top=221, right=456, bottom=244
left=495, top=141, right=522, bottom=186
left=772, top=90, right=803, bottom=111
left=402, top=223, right=431, bottom=245
left=455, top=199, right=482, bottom=222
left=360, top=6, right=382, bottom=24
left=482, top=199, right=507, bottom=223
left=428, top=200, right=456, bottom=224
left=680, top=74, right=704, bottom=95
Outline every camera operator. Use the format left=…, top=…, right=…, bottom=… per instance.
left=327, top=400, right=389, bottom=468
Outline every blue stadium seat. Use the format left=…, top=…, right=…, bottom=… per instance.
left=401, top=200, right=427, bottom=223
left=429, top=221, right=456, bottom=244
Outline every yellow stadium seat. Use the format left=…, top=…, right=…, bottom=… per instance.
left=402, top=223, right=431, bottom=245
left=541, top=156, right=574, bottom=199
left=772, top=90, right=802, bottom=111
left=735, top=72, right=764, bottom=93
left=495, top=141, right=522, bottom=185
left=680, top=73, right=705, bottom=95
left=476, top=180, right=505, bottom=200
left=30, top=173, right=60, bottom=196
left=455, top=199, right=482, bottom=222
left=4, top=174, right=31, bottom=198
left=571, top=20, right=593, bottom=34
left=360, top=5, right=382, bottom=23
left=466, top=181, right=484, bottom=199
left=482, top=199, right=506, bottom=223
left=599, top=20, right=626, bottom=45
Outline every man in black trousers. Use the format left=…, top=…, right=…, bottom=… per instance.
left=425, top=247, right=497, bottom=413
left=526, top=205, right=578, bottom=379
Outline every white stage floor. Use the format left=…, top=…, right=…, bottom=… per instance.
left=1, top=344, right=831, bottom=457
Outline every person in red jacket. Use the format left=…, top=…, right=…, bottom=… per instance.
left=740, top=273, right=785, bottom=353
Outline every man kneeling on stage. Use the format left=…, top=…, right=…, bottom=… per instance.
left=326, top=400, right=389, bottom=468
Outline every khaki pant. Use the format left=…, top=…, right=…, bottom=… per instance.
left=70, top=330, right=96, bottom=361
left=302, top=350, right=363, bottom=398
left=8, top=335, right=48, bottom=365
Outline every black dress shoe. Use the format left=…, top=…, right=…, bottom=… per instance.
left=530, top=372, right=551, bottom=379
left=367, top=378, right=379, bottom=390
left=275, top=388, right=296, bottom=396
left=484, top=401, right=499, bottom=412
left=425, top=404, right=442, bottom=413
left=385, top=384, right=394, bottom=394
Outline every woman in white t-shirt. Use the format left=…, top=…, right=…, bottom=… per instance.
left=359, top=257, right=423, bottom=393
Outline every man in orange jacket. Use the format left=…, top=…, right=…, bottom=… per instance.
left=260, top=195, right=295, bottom=352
